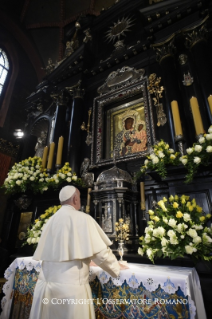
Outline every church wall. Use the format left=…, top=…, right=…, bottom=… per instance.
left=0, top=21, right=43, bottom=236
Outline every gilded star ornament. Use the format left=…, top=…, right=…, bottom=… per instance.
left=105, top=16, right=134, bottom=43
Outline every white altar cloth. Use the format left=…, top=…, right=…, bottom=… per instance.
left=0, top=257, right=207, bottom=319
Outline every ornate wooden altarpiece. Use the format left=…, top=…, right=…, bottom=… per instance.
left=89, top=66, right=157, bottom=250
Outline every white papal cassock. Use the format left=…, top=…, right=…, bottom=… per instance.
left=29, top=205, right=120, bottom=319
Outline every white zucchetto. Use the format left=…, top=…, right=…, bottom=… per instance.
left=59, top=185, right=76, bottom=202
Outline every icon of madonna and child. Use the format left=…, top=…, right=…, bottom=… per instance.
left=114, top=109, right=147, bottom=157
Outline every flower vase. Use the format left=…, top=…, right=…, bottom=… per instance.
left=118, top=240, right=125, bottom=261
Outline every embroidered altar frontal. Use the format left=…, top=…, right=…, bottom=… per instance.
left=1, top=257, right=207, bottom=319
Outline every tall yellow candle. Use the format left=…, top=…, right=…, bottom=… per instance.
left=207, top=95, right=212, bottom=114
left=56, top=136, right=64, bottom=165
left=171, top=100, right=183, bottom=136
left=190, top=97, right=204, bottom=135
left=140, top=182, right=146, bottom=211
left=42, top=146, right=48, bottom=169
left=47, top=142, right=55, bottom=170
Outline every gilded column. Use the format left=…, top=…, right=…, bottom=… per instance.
left=183, top=15, right=212, bottom=124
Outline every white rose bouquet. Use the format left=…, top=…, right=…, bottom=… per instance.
left=23, top=205, right=61, bottom=248
left=2, top=157, right=49, bottom=194
left=2, top=158, right=81, bottom=195
left=180, top=125, right=212, bottom=182
left=46, top=162, right=81, bottom=189
left=140, top=140, right=180, bottom=178
left=138, top=194, right=212, bottom=263
left=138, top=126, right=212, bottom=183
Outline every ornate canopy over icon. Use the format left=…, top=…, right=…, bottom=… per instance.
left=97, top=66, right=145, bottom=95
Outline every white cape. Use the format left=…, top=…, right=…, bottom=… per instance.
left=33, top=205, right=112, bottom=261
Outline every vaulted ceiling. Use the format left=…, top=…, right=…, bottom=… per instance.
left=1, top=0, right=159, bottom=141
left=0, top=0, right=118, bottom=67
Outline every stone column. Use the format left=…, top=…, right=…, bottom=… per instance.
left=152, top=35, right=184, bottom=154
left=183, top=15, right=212, bottom=124
left=66, top=84, right=84, bottom=175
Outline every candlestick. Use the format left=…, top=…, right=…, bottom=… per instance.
left=171, top=100, right=183, bottom=136
left=86, top=188, right=92, bottom=213
left=175, top=135, right=184, bottom=156
left=47, top=142, right=55, bottom=170
left=56, top=136, right=64, bottom=165
left=190, top=97, right=204, bottom=135
left=42, top=146, right=48, bottom=169
left=140, top=182, right=146, bottom=211
left=207, top=95, right=212, bottom=114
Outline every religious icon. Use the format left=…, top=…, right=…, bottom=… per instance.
left=113, top=106, right=147, bottom=157
left=92, top=75, right=155, bottom=166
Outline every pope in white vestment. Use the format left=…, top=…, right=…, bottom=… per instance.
left=29, top=186, right=121, bottom=319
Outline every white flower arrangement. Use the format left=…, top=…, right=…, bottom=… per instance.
left=138, top=194, right=212, bottom=263
left=2, top=158, right=81, bottom=195
left=140, top=140, right=180, bottom=178
left=180, top=125, right=212, bottom=182
left=23, top=205, right=61, bottom=248
left=138, top=125, right=212, bottom=183
left=46, top=162, right=80, bottom=189
left=3, top=157, right=49, bottom=194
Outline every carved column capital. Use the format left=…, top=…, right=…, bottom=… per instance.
left=66, top=80, right=84, bottom=99
left=183, top=15, right=209, bottom=49
left=151, top=34, right=176, bottom=64
left=50, top=91, right=68, bottom=106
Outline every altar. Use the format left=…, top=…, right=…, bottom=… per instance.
left=0, top=257, right=207, bottom=319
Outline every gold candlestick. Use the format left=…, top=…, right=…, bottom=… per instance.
left=47, top=142, right=55, bottom=170
left=171, top=100, right=183, bottom=136
left=56, top=136, right=64, bottom=166
left=140, top=182, right=146, bottom=211
left=207, top=95, right=212, bottom=115
left=81, top=108, right=92, bottom=146
left=42, top=146, right=48, bottom=169
left=86, top=188, right=92, bottom=213
left=190, top=97, right=204, bottom=136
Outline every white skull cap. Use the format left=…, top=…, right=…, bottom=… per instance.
left=59, top=185, right=76, bottom=202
